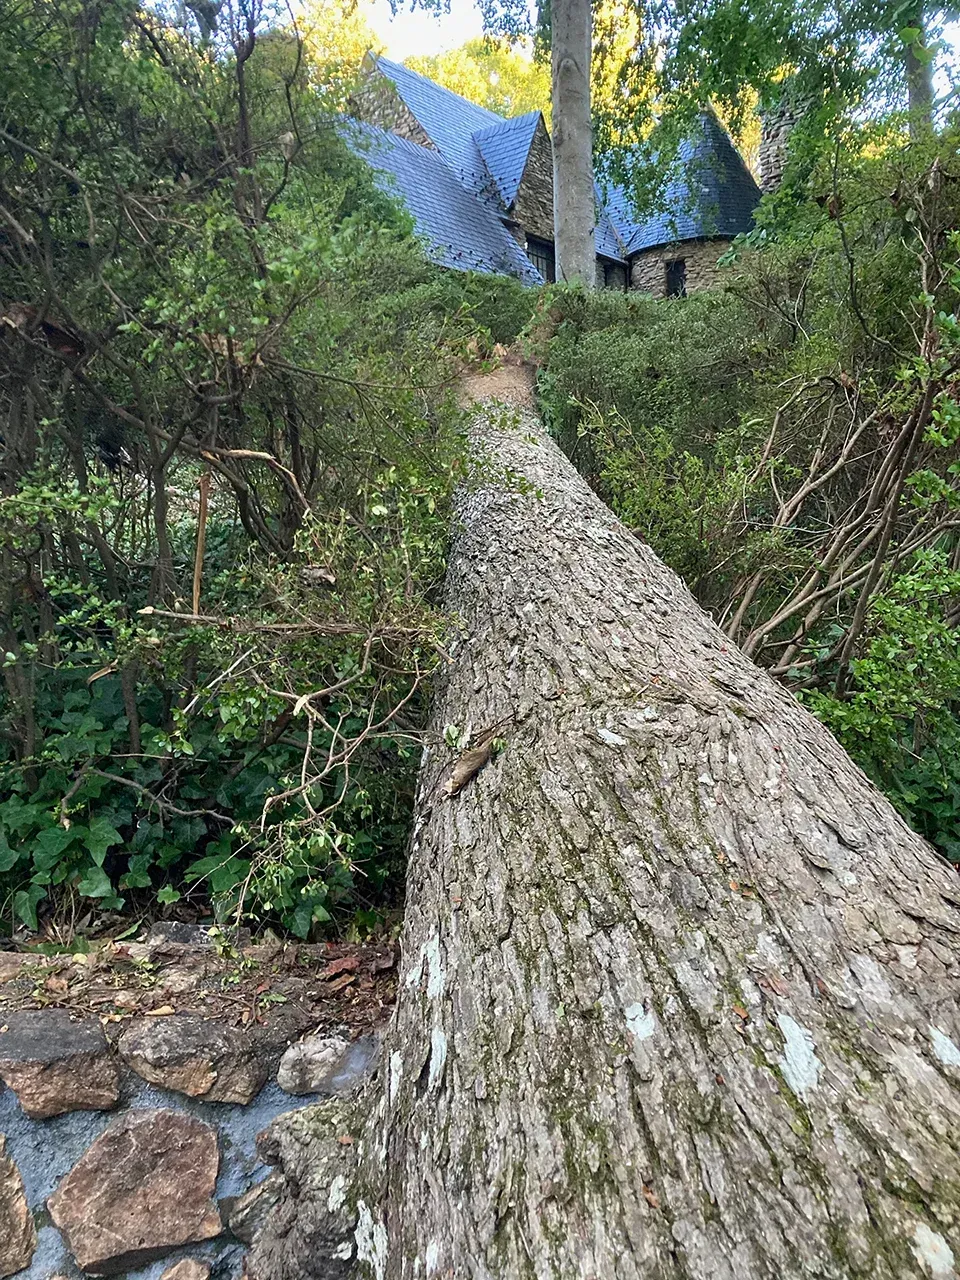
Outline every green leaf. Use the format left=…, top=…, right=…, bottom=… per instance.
left=290, top=900, right=314, bottom=938
left=0, top=834, right=20, bottom=874
left=14, top=884, right=46, bottom=931
left=86, top=815, right=123, bottom=866
left=157, top=886, right=181, bottom=904
left=77, top=864, right=115, bottom=899
left=33, top=825, right=78, bottom=871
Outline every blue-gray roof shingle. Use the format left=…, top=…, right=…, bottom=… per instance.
left=373, top=56, right=504, bottom=204
left=344, top=122, right=543, bottom=285
left=606, top=113, right=761, bottom=254
left=473, top=112, right=542, bottom=209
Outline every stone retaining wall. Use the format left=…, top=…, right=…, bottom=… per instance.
left=0, top=929, right=392, bottom=1280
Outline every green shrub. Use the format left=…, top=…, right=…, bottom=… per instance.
left=0, top=0, right=496, bottom=939
left=804, top=551, right=960, bottom=864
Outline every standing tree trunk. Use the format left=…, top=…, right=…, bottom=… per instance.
left=251, top=369, right=960, bottom=1280
left=904, top=1, right=934, bottom=136
left=551, top=0, right=595, bottom=285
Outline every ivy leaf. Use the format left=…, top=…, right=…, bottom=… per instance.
left=14, top=884, right=46, bottom=931
left=86, top=815, right=124, bottom=867
left=34, top=825, right=78, bottom=871
left=0, top=834, right=20, bottom=874
left=77, top=864, right=114, bottom=899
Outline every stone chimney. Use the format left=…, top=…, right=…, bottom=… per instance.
left=758, top=92, right=801, bottom=193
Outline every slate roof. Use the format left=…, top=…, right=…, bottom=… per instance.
left=595, top=189, right=627, bottom=261
left=345, top=122, right=543, bottom=285
left=474, top=112, right=542, bottom=209
left=606, top=113, right=761, bottom=254
left=373, top=56, right=502, bottom=202
left=352, top=59, right=759, bottom=283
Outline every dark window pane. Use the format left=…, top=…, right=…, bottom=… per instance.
left=604, top=261, right=627, bottom=291
left=665, top=258, right=687, bottom=297
left=527, top=237, right=556, bottom=284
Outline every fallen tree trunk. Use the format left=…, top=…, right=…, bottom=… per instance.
left=251, top=369, right=960, bottom=1280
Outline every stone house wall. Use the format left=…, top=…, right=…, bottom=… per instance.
left=350, top=68, right=436, bottom=151
left=758, top=91, right=805, bottom=193
left=512, top=117, right=555, bottom=244
left=629, top=238, right=733, bottom=297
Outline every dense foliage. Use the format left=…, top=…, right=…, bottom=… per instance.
left=534, top=123, right=960, bottom=864
left=0, top=0, right=531, bottom=939
left=407, top=37, right=551, bottom=119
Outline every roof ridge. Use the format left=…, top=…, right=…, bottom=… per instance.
left=473, top=110, right=543, bottom=139
left=374, top=54, right=505, bottom=125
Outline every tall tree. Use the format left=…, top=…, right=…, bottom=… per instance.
left=250, top=367, right=960, bottom=1280
left=299, top=0, right=382, bottom=108
left=550, top=0, right=596, bottom=284
left=630, top=0, right=956, bottom=143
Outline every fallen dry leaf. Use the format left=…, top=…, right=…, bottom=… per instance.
left=144, top=1004, right=176, bottom=1016
left=327, top=973, right=356, bottom=993
left=322, top=956, right=360, bottom=979
left=446, top=734, right=498, bottom=797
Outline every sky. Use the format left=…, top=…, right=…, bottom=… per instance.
left=362, top=0, right=486, bottom=59
left=359, top=0, right=959, bottom=103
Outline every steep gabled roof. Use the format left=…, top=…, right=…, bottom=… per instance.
left=353, top=62, right=758, bottom=283
left=595, top=188, right=627, bottom=261
left=344, top=122, right=543, bottom=286
left=606, top=113, right=760, bottom=253
left=372, top=56, right=503, bottom=202
left=473, top=112, right=542, bottom=209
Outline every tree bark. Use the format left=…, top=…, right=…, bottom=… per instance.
left=551, top=0, right=595, bottom=285
left=904, top=2, right=934, bottom=136
left=251, top=371, right=960, bottom=1280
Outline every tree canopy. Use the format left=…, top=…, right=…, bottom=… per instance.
left=407, top=36, right=551, bottom=118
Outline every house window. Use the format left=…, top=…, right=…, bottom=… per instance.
left=603, top=261, right=627, bottom=291
left=665, top=258, right=687, bottom=297
left=527, top=236, right=556, bottom=284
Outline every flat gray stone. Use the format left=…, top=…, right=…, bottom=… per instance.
left=276, top=1032, right=379, bottom=1096
left=145, top=922, right=213, bottom=948
left=118, top=1014, right=268, bottom=1104
left=0, top=1009, right=119, bottom=1118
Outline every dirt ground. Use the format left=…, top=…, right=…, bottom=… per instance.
left=0, top=933, right=397, bottom=1044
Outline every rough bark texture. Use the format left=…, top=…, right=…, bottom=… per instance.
left=904, top=3, right=934, bottom=137
left=252, top=372, right=960, bottom=1280
left=550, top=0, right=595, bottom=285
